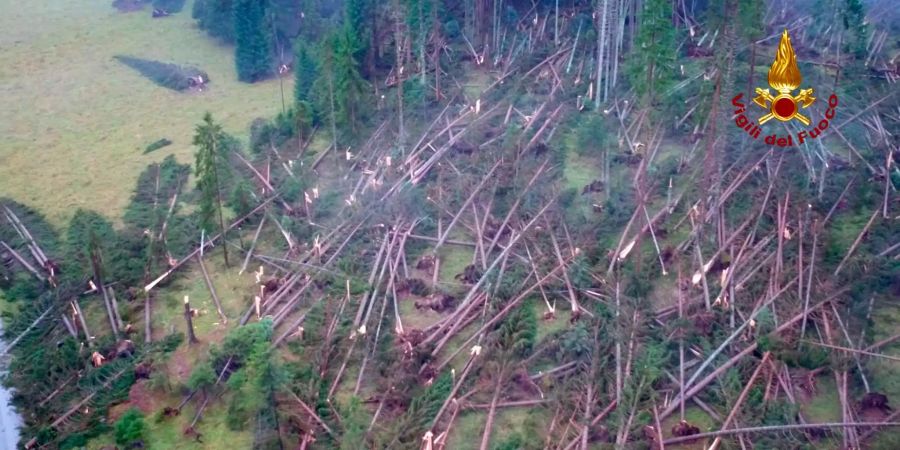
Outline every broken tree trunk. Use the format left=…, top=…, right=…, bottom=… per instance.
left=184, top=296, right=198, bottom=344
left=709, top=352, right=772, bottom=450
left=479, top=366, right=506, bottom=450
left=0, top=240, right=43, bottom=281
left=145, top=198, right=274, bottom=292
left=0, top=305, right=53, bottom=357
left=72, top=299, right=92, bottom=347
left=664, top=422, right=900, bottom=446
left=107, top=287, right=124, bottom=331
left=240, top=215, right=266, bottom=275
left=145, top=291, right=152, bottom=344
left=197, top=255, right=228, bottom=324
left=660, top=287, right=848, bottom=420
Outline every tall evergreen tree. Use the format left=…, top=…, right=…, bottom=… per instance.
left=344, top=0, right=372, bottom=65
left=234, top=0, right=273, bottom=82
left=842, top=0, right=868, bottom=60
left=333, top=25, right=369, bottom=133
left=193, top=0, right=237, bottom=42
left=627, top=0, right=677, bottom=104
left=193, top=113, right=230, bottom=266
left=313, top=35, right=340, bottom=151
left=293, top=42, right=318, bottom=106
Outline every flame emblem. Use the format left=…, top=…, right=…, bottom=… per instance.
left=753, top=30, right=815, bottom=125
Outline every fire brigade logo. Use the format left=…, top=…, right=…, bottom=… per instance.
left=753, top=30, right=815, bottom=125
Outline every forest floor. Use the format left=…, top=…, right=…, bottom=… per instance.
left=0, top=0, right=290, bottom=227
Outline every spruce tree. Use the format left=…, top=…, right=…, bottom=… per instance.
left=842, top=0, right=868, bottom=60
left=293, top=42, right=318, bottom=106
left=234, top=0, right=272, bottom=82
left=344, top=0, right=372, bottom=64
left=627, top=0, right=677, bottom=104
left=333, top=25, right=369, bottom=133
left=193, top=112, right=230, bottom=266
left=193, top=0, right=236, bottom=42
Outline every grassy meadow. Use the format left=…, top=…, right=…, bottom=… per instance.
left=0, top=0, right=291, bottom=226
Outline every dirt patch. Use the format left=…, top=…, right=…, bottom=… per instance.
left=108, top=401, right=134, bottom=423
left=166, top=344, right=200, bottom=385
left=112, top=0, right=150, bottom=13
left=128, top=380, right=164, bottom=415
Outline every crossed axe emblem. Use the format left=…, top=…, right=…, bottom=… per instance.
left=753, top=87, right=816, bottom=126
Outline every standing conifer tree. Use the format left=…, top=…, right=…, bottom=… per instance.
left=194, top=113, right=230, bottom=267
left=842, top=0, right=868, bottom=60
left=627, top=0, right=677, bottom=104
left=294, top=42, right=318, bottom=106
left=234, top=0, right=272, bottom=82
left=333, top=25, right=369, bottom=133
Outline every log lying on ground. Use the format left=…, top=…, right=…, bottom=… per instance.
left=197, top=255, right=227, bottom=324
left=663, top=422, right=900, bottom=446
left=0, top=240, right=43, bottom=281
left=660, top=287, right=849, bottom=421
left=144, top=198, right=274, bottom=292
left=114, top=55, right=209, bottom=92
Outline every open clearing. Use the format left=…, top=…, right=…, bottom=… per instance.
left=0, top=0, right=291, bottom=226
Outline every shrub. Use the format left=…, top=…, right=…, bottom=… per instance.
left=114, top=409, right=146, bottom=446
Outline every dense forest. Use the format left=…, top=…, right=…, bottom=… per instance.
left=1, top=0, right=899, bottom=448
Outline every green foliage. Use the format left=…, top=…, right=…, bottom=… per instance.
left=193, top=0, right=236, bottom=43
left=62, top=209, right=144, bottom=286
left=339, top=397, right=369, bottom=450
left=115, top=55, right=209, bottom=91
left=557, top=321, right=592, bottom=361
left=494, top=432, right=526, bottom=450
left=234, top=0, right=272, bottom=82
left=188, top=361, right=217, bottom=390
left=332, top=25, right=369, bottom=133
left=294, top=101, right=314, bottom=141
left=228, top=178, right=255, bottom=218
left=842, top=0, right=868, bottom=60
left=216, top=319, right=286, bottom=440
left=495, top=302, right=537, bottom=358
left=114, top=408, right=146, bottom=446
left=144, top=138, right=172, bottom=154
left=344, top=0, right=371, bottom=62
left=147, top=369, right=173, bottom=393
left=383, top=372, right=452, bottom=449
left=123, top=155, right=192, bottom=232
left=249, top=110, right=296, bottom=153
left=193, top=113, right=231, bottom=238
left=737, top=0, right=765, bottom=40
left=153, top=0, right=186, bottom=13
left=294, top=42, right=319, bottom=106
left=626, top=0, right=677, bottom=103
left=0, top=199, right=60, bottom=259
left=572, top=112, right=613, bottom=157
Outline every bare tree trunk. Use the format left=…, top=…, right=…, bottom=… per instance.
left=197, top=255, right=228, bottom=324
left=72, top=299, right=92, bottom=347
left=145, top=291, right=152, bottom=344
left=107, top=287, right=124, bottom=331
left=184, top=296, right=198, bottom=344
left=211, top=139, right=229, bottom=267
left=395, top=1, right=406, bottom=155
left=479, top=367, right=505, bottom=450
left=90, top=245, right=119, bottom=339
left=595, top=0, right=609, bottom=109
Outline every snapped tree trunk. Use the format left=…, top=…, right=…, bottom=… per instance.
left=184, top=296, right=199, bottom=344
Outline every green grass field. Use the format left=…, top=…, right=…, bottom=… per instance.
left=0, top=0, right=291, bottom=226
